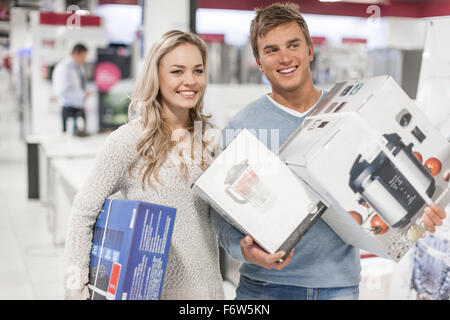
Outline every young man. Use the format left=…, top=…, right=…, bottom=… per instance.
left=53, top=43, right=91, bottom=135
left=211, top=3, right=446, bottom=300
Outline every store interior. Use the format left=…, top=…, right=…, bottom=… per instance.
left=0, top=0, right=449, bottom=300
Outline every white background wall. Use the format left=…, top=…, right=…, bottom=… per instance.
left=143, top=0, right=190, bottom=55
left=196, top=8, right=429, bottom=50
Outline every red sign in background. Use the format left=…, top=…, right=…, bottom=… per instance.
left=94, top=62, right=122, bottom=93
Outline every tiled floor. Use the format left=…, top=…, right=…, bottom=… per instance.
left=0, top=74, right=65, bottom=300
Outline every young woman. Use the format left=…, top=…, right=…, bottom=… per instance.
left=64, top=30, right=224, bottom=300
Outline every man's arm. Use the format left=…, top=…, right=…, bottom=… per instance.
left=210, top=206, right=294, bottom=269
left=210, top=206, right=246, bottom=262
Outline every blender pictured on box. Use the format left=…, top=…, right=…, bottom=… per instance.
left=192, top=129, right=328, bottom=259
left=279, top=75, right=449, bottom=262
left=224, top=159, right=275, bottom=210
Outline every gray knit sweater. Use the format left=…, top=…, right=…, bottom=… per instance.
left=64, top=119, right=225, bottom=300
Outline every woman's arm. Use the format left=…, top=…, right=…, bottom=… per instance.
left=63, top=124, right=139, bottom=299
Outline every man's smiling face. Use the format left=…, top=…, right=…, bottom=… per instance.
left=255, top=21, right=314, bottom=96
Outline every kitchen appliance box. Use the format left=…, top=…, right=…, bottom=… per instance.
left=192, top=129, right=328, bottom=257
left=279, top=75, right=449, bottom=261
left=88, top=199, right=176, bottom=300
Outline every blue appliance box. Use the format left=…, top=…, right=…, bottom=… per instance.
left=88, top=199, right=176, bottom=300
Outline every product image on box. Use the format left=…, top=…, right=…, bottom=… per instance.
left=192, top=129, right=328, bottom=258
left=225, top=159, right=275, bottom=209
left=88, top=199, right=176, bottom=300
left=280, top=75, right=449, bottom=261
left=348, top=132, right=436, bottom=229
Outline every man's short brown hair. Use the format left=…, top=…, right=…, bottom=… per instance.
left=71, top=43, right=88, bottom=55
left=250, top=2, right=312, bottom=59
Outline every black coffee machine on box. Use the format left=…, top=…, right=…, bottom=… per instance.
left=349, top=133, right=435, bottom=229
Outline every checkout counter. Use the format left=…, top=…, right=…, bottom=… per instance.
left=26, top=133, right=108, bottom=244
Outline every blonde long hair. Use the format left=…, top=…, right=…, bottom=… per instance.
left=128, top=30, right=213, bottom=190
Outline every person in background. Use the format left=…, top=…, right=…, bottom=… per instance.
left=211, top=2, right=447, bottom=300
left=53, top=43, right=91, bottom=135
left=64, top=30, right=224, bottom=300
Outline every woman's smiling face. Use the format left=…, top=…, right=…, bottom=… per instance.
left=158, top=43, right=206, bottom=114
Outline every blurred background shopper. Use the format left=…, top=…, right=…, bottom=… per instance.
left=53, top=43, right=91, bottom=135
